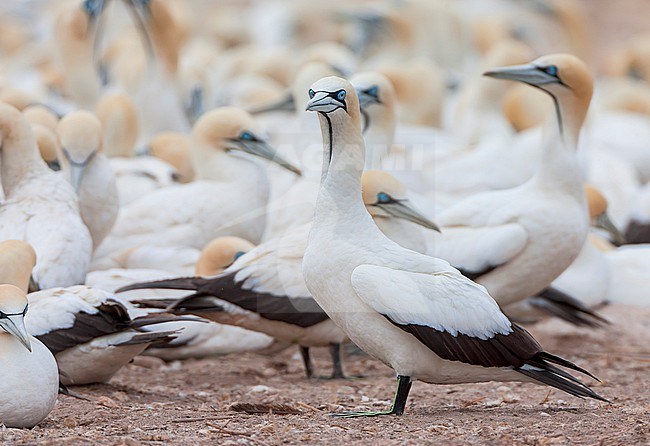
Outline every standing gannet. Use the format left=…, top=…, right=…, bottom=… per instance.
left=0, top=284, right=59, bottom=428
left=302, top=76, right=605, bottom=416
left=99, top=107, right=301, bottom=257
left=428, top=54, right=593, bottom=309
left=0, top=102, right=92, bottom=289
left=56, top=110, right=118, bottom=250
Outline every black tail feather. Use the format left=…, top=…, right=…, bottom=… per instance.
left=116, top=276, right=209, bottom=294
left=517, top=352, right=609, bottom=402
left=531, top=287, right=610, bottom=328
left=130, top=314, right=202, bottom=329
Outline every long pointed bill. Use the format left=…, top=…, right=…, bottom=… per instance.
left=238, top=140, right=302, bottom=176
left=1, top=315, right=32, bottom=352
left=378, top=200, right=441, bottom=232
left=69, top=164, right=86, bottom=193
left=124, top=0, right=157, bottom=66
left=248, top=93, right=295, bottom=115
left=594, top=212, right=626, bottom=245
left=306, top=92, right=344, bottom=113
left=483, top=63, right=557, bottom=86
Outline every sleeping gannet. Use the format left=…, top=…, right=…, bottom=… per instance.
left=118, top=172, right=439, bottom=378
left=0, top=102, right=92, bottom=289
left=0, top=284, right=59, bottom=428
left=302, top=76, right=605, bottom=417
left=428, top=54, right=593, bottom=308
left=57, top=110, right=118, bottom=250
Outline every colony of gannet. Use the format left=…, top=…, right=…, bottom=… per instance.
left=2, top=0, right=649, bottom=431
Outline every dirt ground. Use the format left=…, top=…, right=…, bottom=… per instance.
left=2, top=304, right=647, bottom=445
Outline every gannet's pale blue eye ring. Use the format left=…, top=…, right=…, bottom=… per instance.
left=367, top=86, right=379, bottom=98
left=337, top=90, right=347, bottom=101
left=234, top=251, right=246, bottom=260
left=309, top=89, right=316, bottom=99
left=544, top=65, right=558, bottom=77
left=377, top=192, right=391, bottom=203
left=240, top=131, right=254, bottom=141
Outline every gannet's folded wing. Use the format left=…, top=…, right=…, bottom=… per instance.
left=425, top=224, right=528, bottom=279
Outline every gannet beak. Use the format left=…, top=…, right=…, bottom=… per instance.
left=306, top=91, right=345, bottom=113
left=233, top=137, right=302, bottom=176
left=122, top=0, right=157, bottom=65
left=248, top=92, right=295, bottom=115
left=377, top=200, right=441, bottom=232
left=483, top=63, right=559, bottom=86
left=594, top=212, right=626, bottom=245
left=0, top=314, right=32, bottom=352
left=69, top=165, right=85, bottom=193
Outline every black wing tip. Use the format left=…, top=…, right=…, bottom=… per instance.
left=520, top=351, right=610, bottom=403
left=115, top=277, right=205, bottom=294
left=532, top=288, right=611, bottom=328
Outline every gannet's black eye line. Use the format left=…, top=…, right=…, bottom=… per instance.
left=310, top=89, right=349, bottom=112
left=308, top=89, right=316, bottom=99
left=0, top=305, right=28, bottom=319
left=373, top=192, right=401, bottom=205
left=536, top=65, right=567, bottom=87
left=234, top=251, right=246, bottom=260
left=363, top=86, right=381, bottom=102
left=239, top=131, right=260, bottom=142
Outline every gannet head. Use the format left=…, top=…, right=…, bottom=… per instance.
left=585, top=185, right=625, bottom=245
left=484, top=54, right=593, bottom=136
left=351, top=71, right=397, bottom=137
left=0, top=240, right=37, bottom=294
left=192, top=107, right=301, bottom=176
left=95, top=93, right=139, bottom=158
left=0, top=284, right=32, bottom=351
left=362, top=171, right=440, bottom=232
left=148, top=132, right=194, bottom=182
left=195, top=236, right=255, bottom=276
left=56, top=110, right=103, bottom=192
left=23, top=105, right=60, bottom=132
left=32, top=124, right=61, bottom=171
left=305, top=76, right=361, bottom=121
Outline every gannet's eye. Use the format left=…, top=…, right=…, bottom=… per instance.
left=234, top=251, right=246, bottom=260
left=366, top=86, right=379, bottom=98
left=240, top=131, right=254, bottom=141
left=542, top=65, right=558, bottom=77
left=337, top=90, right=347, bottom=101
left=308, top=89, right=316, bottom=99
left=377, top=192, right=391, bottom=204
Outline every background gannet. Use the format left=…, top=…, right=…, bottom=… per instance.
left=56, top=110, right=118, bottom=250
left=0, top=102, right=92, bottom=289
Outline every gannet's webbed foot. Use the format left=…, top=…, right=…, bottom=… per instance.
left=330, top=375, right=412, bottom=417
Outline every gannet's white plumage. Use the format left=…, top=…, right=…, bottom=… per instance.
left=0, top=102, right=92, bottom=289
left=302, top=76, right=604, bottom=416
left=428, top=54, right=593, bottom=308
left=56, top=110, right=119, bottom=250
left=99, top=107, right=301, bottom=257
left=0, top=284, right=59, bottom=428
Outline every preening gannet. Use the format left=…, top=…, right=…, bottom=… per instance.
left=0, top=102, right=92, bottom=289
left=428, top=54, right=593, bottom=308
left=0, top=284, right=59, bottom=428
left=56, top=110, right=118, bottom=249
left=302, top=76, right=604, bottom=417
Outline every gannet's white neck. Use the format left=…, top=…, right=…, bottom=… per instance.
left=531, top=92, right=589, bottom=198
left=0, top=106, right=50, bottom=195
left=312, top=110, right=374, bottom=232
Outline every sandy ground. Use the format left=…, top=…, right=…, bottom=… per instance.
left=1, top=304, right=647, bottom=445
